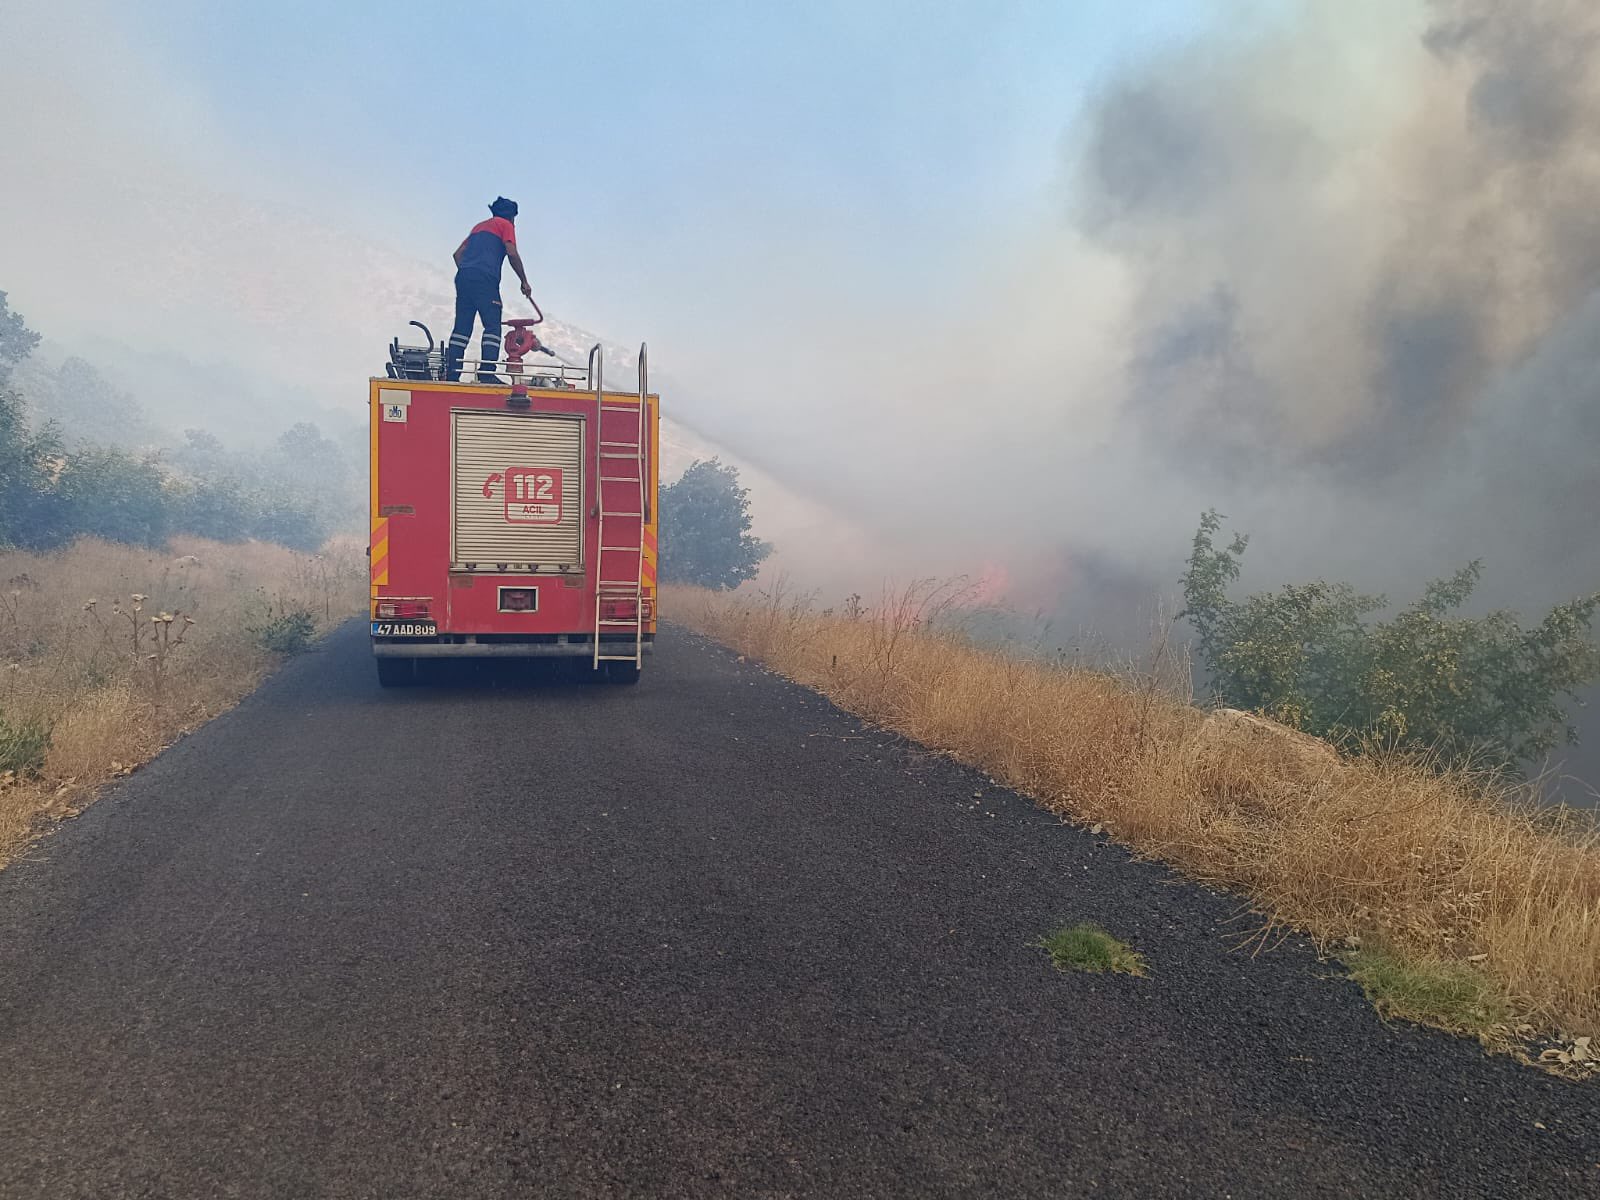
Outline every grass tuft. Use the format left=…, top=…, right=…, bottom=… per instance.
left=0, top=712, right=51, bottom=776
left=249, top=606, right=318, bottom=655
left=1037, top=922, right=1148, bottom=976
left=1345, top=947, right=1509, bottom=1034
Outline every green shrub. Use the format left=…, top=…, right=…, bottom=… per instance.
left=52, top=450, right=172, bottom=548
left=0, top=711, right=50, bottom=775
left=249, top=606, right=316, bottom=655
left=243, top=497, right=330, bottom=553
left=169, top=477, right=330, bottom=551
left=1182, top=510, right=1600, bottom=770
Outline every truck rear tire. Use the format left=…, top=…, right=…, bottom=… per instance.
left=376, top=657, right=419, bottom=688
left=603, top=661, right=641, bottom=686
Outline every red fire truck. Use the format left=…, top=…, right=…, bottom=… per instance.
left=368, top=314, right=658, bottom=686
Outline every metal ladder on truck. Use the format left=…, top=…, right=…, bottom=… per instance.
left=590, top=343, right=648, bottom=675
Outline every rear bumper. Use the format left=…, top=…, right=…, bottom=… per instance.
left=373, top=636, right=654, bottom=659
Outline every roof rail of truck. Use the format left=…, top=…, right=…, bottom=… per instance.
left=383, top=350, right=594, bottom=389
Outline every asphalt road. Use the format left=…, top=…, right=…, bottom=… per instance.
left=0, top=624, right=1595, bottom=1199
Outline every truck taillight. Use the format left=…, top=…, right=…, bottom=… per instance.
left=375, top=599, right=431, bottom=619
left=600, top=598, right=638, bottom=621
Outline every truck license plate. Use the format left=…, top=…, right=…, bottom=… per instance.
left=371, top=621, right=437, bottom=638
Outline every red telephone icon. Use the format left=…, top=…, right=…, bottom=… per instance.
left=482, top=471, right=503, bottom=499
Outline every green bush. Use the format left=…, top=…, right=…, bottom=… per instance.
left=169, top=477, right=330, bottom=551
left=0, top=711, right=50, bottom=775
left=1181, top=510, right=1600, bottom=770
left=243, top=496, right=330, bottom=552
left=168, top=476, right=253, bottom=542
left=249, top=606, right=317, bottom=655
left=52, top=449, right=172, bottom=548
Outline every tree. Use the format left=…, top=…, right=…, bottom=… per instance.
left=659, top=458, right=771, bottom=590
left=0, top=296, right=60, bottom=549
left=0, top=389, right=64, bottom=549
left=33, top=357, right=160, bottom=450
left=173, top=428, right=229, bottom=475
left=1181, top=510, right=1600, bottom=770
left=272, top=422, right=348, bottom=490
left=0, top=292, right=40, bottom=384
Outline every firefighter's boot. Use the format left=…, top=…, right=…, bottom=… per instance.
left=477, top=330, right=504, bottom=384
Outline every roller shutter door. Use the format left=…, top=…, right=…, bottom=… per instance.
left=452, top=410, right=584, bottom=570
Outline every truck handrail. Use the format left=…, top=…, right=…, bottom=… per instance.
left=639, top=343, right=650, bottom=522
left=589, top=344, right=603, bottom=517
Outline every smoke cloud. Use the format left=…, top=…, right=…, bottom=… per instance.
left=1061, top=0, right=1600, bottom=598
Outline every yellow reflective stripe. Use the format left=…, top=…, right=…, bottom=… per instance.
left=370, top=517, right=390, bottom=585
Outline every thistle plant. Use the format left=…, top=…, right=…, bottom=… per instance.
left=83, top=594, right=196, bottom=702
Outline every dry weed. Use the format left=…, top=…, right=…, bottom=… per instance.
left=0, top=537, right=366, bottom=865
left=665, top=583, right=1600, bottom=1042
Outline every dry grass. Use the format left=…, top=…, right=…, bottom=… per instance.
left=0, top=536, right=367, bottom=864
left=665, top=581, right=1600, bottom=1045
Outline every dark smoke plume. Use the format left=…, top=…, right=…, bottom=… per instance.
left=1078, top=0, right=1600, bottom=496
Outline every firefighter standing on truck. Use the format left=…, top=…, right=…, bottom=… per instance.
left=447, top=197, right=534, bottom=384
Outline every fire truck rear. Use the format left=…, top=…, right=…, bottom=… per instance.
left=369, top=320, right=658, bottom=685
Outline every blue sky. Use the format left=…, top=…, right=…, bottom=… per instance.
left=89, top=0, right=1223, bottom=339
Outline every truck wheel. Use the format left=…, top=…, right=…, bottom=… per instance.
left=376, top=658, right=419, bottom=688
left=603, top=661, right=641, bottom=686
